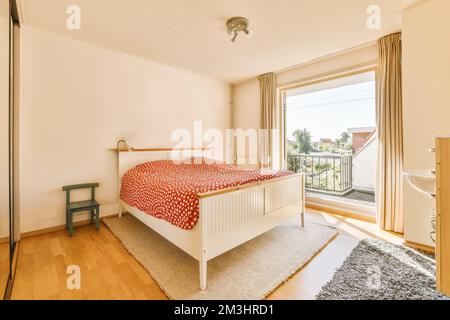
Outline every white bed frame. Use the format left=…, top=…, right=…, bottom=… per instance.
left=117, top=149, right=305, bottom=290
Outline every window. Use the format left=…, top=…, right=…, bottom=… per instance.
left=283, top=70, right=377, bottom=214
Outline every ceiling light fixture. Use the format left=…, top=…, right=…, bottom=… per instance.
left=226, top=17, right=252, bottom=42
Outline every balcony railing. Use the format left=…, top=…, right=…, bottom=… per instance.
left=287, top=153, right=353, bottom=194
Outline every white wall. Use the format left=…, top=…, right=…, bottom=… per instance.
left=352, top=137, right=377, bottom=191
left=19, top=26, right=231, bottom=233
left=402, top=0, right=450, bottom=246
left=233, top=44, right=378, bottom=168
left=233, top=79, right=260, bottom=168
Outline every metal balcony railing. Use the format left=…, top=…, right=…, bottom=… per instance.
left=287, top=153, right=353, bottom=194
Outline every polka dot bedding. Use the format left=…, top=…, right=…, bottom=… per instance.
left=120, top=157, right=294, bottom=230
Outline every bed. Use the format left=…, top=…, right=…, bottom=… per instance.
left=116, top=148, right=305, bottom=290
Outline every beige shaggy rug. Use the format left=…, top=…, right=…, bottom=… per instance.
left=103, top=213, right=338, bottom=300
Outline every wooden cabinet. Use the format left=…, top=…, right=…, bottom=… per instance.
left=435, top=138, right=450, bottom=295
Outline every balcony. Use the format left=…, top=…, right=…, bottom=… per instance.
left=288, top=153, right=353, bottom=194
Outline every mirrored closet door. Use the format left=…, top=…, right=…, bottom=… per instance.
left=0, top=0, right=11, bottom=299
left=1, top=0, right=19, bottom=300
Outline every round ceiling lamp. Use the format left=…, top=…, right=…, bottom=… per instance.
left=226, top=17, right=253, bottom=42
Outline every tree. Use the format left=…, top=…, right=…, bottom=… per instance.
left=335, top=131, right=352, bottom=151
left=319, top=142, right=336, bottom=153
left=290, top=129, right=313, bottom=154
left=287, top=129, right=313, bottom=173
left=339, top=132, right=350, bottom=144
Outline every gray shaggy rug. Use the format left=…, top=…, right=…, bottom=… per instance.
left=316, top=239, right=449, bottom=300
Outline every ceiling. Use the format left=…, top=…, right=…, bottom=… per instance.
left=19, top=0, right=420, bottom=83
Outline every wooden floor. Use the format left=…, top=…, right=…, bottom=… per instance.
left=11, top=210, right=403, bottom=300
left=0, top=243, right=9, bottom=296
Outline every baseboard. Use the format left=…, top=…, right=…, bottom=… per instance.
left=20, top=213, right=121, bottom=239
left=404, top=240, right=435, bottom=254
left=306, top=203, right=377, bottom=223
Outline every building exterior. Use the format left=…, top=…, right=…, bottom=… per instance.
left=348, top=127, right=376, bottom=154
left=348, top=127, right=377, bottom=192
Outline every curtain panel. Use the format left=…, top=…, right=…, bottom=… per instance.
left=258, top=72, right=277, bottom=169
left=376, top=32, right=404, bottom=233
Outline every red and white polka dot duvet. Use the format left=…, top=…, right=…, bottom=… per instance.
left=120, top=158, right=293, bottom=230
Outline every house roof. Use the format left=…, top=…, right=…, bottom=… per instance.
left=353, top=130, right=377, bottom=157
left=348, top=127, right=376, bottom=134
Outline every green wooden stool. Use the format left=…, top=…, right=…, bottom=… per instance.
left=62, top=183, right=100, bottom=236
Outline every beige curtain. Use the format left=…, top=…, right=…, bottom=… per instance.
left=258, top=72, right=277, bottom=169
left=376, top=32, right=404, bottom=233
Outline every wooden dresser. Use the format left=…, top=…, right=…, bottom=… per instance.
left=435, top=137, right=450, bottom=295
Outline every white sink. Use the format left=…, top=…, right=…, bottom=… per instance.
left=403, top=170, right=435, bottom=197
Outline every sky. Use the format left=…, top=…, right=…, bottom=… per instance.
left=286, top=80, right=376, bottom=142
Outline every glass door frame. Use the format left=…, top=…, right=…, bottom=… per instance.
left=278, top=66, right=377, bottom=170
left=4, top=0, right=19, bottom=300
left=277, top=65, right=378, bottom=220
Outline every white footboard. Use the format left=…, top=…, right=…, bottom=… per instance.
left=197, top=174, right=305, bottom=290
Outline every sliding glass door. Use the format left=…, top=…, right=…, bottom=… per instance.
left=282, top=70, right=377, bottom=217
left=1, top=0, right=19, bottom=299
left=0, top=0, right=11, bottom=299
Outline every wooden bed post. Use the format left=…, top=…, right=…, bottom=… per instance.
left=118, top=182, right=123, bottom=218
left=118, top=204, right=123, bottom=218
left=199, top=199, right=208, bottom=290
left=117, top=149, right=122, bottom=218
